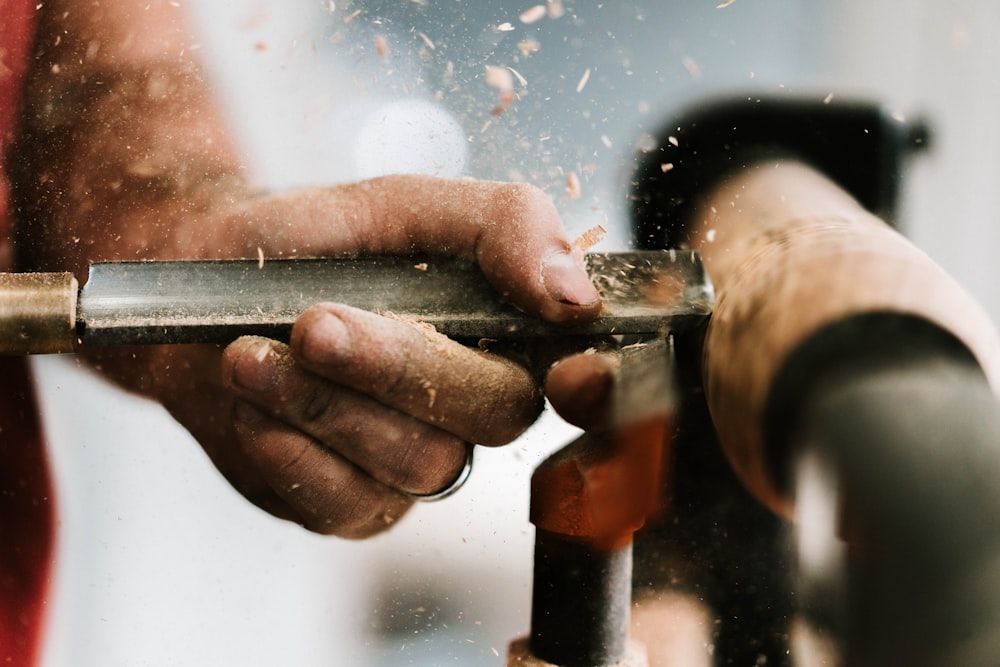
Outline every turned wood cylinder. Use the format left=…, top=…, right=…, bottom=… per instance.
left=687, top=161, right=1000, bottom=517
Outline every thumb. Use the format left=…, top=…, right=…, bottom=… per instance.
left=236, top=175, right=602, bottom=325
left=469, top=180, right=602, bottom=324
left=545, top=350, right=620, bottom=430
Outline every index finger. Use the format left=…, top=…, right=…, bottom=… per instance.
left=290, top=302, right=545, bottom=446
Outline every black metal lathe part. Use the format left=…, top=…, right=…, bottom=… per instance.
left=530, top=529, right=632, bottom=667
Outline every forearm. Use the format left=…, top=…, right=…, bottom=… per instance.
left=10, top=0, right=252, bottom=277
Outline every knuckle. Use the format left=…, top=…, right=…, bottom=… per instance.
left=300, top=379, right=340, bottom=425
left=491, top=182, right=552, bottom=222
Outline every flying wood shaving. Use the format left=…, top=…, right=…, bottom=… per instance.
left=576, top=68, right=591, bottom=93
left=507, top=66, right=528, bottom=86
left=418, top=32, right=435, bottom=50
left=497, top=22, right=515, bottom=32
left=572, top=225, right=606, bottom=257
left=566, top=171, right=581, bottom=200
left=257, top=246, right=265, bottom=269
left=485, top=65, right=516, bottom=115
left=517, top=38, right=540, bottom=56
left=520, top=5, right=546, bottom=24
left=374, top=35, right=389, bottom=59
left=344, top=9, right=361, bottom=23
left=485, top=65, right=514, bottom=92
left=547, top=0, right=565, bottom=18
left=682, top=56, right=701, bottom=78
left=716, top=0, right=735, bottom=7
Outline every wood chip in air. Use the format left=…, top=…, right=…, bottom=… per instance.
left=547, top=0, right=565, bottom=18
left=682, top=56, right=701, bottom=78
left=566, top=171, right=581, bottom=200
left=517, top=38, right=540, bottom=56
left=716, top=0, right=735, bottom=7
left=660, top=163, right=674, bottom=172
left=520, top=5, right=546, bottom=24
left=572, top=224, right=606, bottom=255
left=507, top=66, right=528, bottom=87
left=257, top=246, right=265, bottom=269
left=485, top=65, right=516, bottom=115
left=486, top=65, right=514, bottom=92
left=418, top=32, right=435, bottom=50
left=576, top=68, right=591, bottom=93
left=374, top=35, right=389, bottom=59
left=497, top=22, right=515, bottom=32
left=414, top=262, right=428, bottom=271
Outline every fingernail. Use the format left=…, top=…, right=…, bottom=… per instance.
left=541, top=250, right=600, bottom=307
left=231, top=337, right=278, bottom=391
left=299, top=310, right=352, bottom=364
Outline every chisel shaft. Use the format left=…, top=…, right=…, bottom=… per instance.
left=0, top=251, right=712, bottom=354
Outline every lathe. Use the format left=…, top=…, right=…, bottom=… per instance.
left=4, top=97, right=1000, bottom=666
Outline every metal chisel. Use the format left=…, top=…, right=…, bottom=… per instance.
left=0, top=250, right=713, bottom=354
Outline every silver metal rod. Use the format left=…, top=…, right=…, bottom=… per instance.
left=76, top=251, right=712, bottom=346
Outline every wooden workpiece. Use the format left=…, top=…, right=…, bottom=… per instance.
left=687, top=160, right=1000, bottom=517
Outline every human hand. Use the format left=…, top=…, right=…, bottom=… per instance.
left=544, top=348, right=622, bottom=432
left=207, top=175, right=601, bottom=537
left=14, top=2, right=599, bottom=538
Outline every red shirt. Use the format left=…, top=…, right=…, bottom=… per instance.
left=0, top=2, right=55, bottom=666
left=1, top=0, right=37, bottom=269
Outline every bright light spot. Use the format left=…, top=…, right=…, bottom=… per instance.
left=353, top=99, right=467, bottom=179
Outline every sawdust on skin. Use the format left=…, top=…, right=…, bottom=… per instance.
left=380, top=311, right=538, bottom=437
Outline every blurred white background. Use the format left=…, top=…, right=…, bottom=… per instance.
left=34, top=1, right=1000, bottom=664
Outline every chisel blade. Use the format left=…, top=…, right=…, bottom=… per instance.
left=77, top=251, right=713, bottom=346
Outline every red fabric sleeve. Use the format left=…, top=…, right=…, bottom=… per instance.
left=0, top=3, right=56, bottom=666
left=0, top=0, right=39, bottom=270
